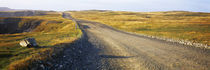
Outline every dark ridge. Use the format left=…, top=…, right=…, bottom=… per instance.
left=0, top=11, right=48, bottom=17
left=0, top=17, right=42, bottom=34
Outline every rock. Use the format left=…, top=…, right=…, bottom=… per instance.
left=79, top=50, right=82, bottom=53
left=59, top=65, right=63, bottom=68
left=40, top=64, right=45, bottom=69
left=55, top=64, right=59, bottom=67
left=46, top=62, right=52, bottom=66
left=19, top=38, right=38, bottom=48
left=31, top=67, right=38, bottom=70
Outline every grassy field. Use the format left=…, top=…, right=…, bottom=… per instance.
left=0, top=12, right=82, bottom=70
left=70, top=11, right=210, bottom=46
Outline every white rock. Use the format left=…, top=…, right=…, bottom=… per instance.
left=59, top=65, right=63, bottom=68
left=19, top=38, right=37, bottom=47
left=40, top=64, right=45, bottom=69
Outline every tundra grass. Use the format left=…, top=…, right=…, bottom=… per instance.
left=70, top=11, right=210, bottom=46
left=0, top=12, right=82, bottom=70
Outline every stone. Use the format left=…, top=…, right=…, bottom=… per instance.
left=46, top=62, right=53, bottom=66
left=59, top=65, right=63, bottom=68
left=40, top=64, right=45, bottom=69
left=19, top=38, right=38, bottom=48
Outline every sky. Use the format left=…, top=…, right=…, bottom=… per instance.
left=0, top=0, right=210, bottom=12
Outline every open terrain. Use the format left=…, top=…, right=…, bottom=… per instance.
left=0, top=10, right=210, bottom=70
left=70, top=11, right=210, bottom=46
left=54, top=13, right=210, bottom=70
left=0, top=12, right=81, bottom=70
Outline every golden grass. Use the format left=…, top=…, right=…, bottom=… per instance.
left=0, top=12, right=82, bottom=70
left=70, top=11, right=210, bottom=45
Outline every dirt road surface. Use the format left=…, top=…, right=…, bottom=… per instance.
left=52, top=13, right=210, bottom=70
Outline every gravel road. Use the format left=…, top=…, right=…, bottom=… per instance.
left=50, top=13, right=210, bottom=70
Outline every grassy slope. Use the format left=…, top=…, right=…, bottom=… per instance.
left=0, top=12, right=82, bottom=70
left=70, top=11, right=210, bottom=46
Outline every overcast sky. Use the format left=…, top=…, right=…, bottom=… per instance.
left=0, top=0, right=209, bottom=12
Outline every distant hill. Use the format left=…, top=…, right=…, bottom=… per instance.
left=0, top=7, right=17, bottom=11
left=0, top=7, right=54, bottom=17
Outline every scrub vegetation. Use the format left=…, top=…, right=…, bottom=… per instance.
left=70, top=11, right=210, bottom=46
left=0, top=12, right=82, bottom=70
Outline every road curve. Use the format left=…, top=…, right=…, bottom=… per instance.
left=61, top=13, right=210, bottom=70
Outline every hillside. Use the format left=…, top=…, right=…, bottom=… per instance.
left=0, top=11, right=49, bottom=17
left=70, top=11, right=210, bottom=46
left=0, top=7, right=15, bottom=11
left=56, top=12, right=210, bottom=70
left=0, top=12, right=82, bottom=70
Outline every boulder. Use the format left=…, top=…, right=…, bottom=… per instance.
left=19, top=38, right=38, bottom=48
